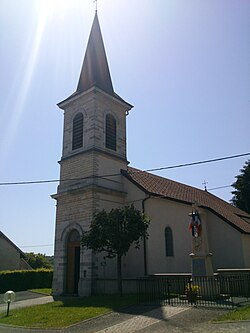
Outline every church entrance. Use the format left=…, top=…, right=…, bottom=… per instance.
left=66, top=230, right=80, bottom=294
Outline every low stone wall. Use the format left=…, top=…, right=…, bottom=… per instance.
left=217, top=268, right=250, bottom=276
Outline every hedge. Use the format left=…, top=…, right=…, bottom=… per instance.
left=0, top=269, right=53, bottom=293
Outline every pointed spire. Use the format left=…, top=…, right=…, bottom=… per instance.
left=58, top=12, right=133, bottom=109
left=76, top=12, right=114, bottom=96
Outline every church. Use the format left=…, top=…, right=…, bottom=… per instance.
left=52, top=13, right=250, bottom=296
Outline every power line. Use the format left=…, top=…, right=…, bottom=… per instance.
left=208, top=180, right=250, bottom=192
left=0, top=152, right=249, bottom=186
left=20, top=244, right=54, bottom=248
left=143, top=152, right=250, bottom=173
left=207, top=185, right=232, bottom=191
left=0, top=179, right=60, bottom=186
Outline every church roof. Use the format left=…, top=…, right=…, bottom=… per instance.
left=59, top=13, right=132, bottom=108
left=122, top=167, right=250, bottom=234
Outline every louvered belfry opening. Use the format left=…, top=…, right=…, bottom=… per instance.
left=105, top=114, right=116, bottom=151
left=72, top=113, right=83, bottom=150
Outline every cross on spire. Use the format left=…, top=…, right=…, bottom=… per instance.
left=202, top=180, right=208, bottom=191
left=93, top=0, right=98, bottom=12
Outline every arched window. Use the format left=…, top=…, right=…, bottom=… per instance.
left=72, top=113, right=83, bottom=150
left=165, top=227, right=174, bottom=257
left=105, top=114, right=116, bottom=151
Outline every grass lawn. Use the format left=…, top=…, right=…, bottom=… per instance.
left=0, top=294, right=137, bottom=329
left=215, top=305, right=250, bottom=322
left=29, top=288, right=52, bottom=295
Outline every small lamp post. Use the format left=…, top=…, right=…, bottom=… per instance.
left=4, top=290, right=15, bottom=316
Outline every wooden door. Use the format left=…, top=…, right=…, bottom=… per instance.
left=66, top=230, right=80, bottom=294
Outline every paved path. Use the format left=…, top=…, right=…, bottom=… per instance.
left=64, top=305, right=250, bottom=333
left=0, top=291, right=53, bottom=314
left=87, top=306, right=189, bottom=333
left=0, top=292, right=249, bottom=333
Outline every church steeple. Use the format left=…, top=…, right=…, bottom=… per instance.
left=53, top=11, right=133, bottom=297
left=76, top=13, right=114, bottom=96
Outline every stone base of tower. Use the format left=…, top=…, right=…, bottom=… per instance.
left=52, top=271, right=93, bottom=297
left=52, top=277, right=64, bottom=297
left=52, top=242, right=66, bottom=296
left=52, top=268, right=93, bottom=297
left=78, top=278, right=92, bottom=296
left=51, top=254, right=66, bottom=296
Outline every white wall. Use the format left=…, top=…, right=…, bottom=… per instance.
left=206, top=211, right=244, bottom=269
left=146, top=198, right=192, bottom=274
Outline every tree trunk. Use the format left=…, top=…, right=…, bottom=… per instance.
left=117, top=254, right=122, bottom=296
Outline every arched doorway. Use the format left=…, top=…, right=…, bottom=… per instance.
left=66, top=229, right=80, bottom=294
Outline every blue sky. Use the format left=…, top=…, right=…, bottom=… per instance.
left=0, top=0, right=249, bottom=256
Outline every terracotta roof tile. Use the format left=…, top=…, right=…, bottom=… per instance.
left=123, top=167, right=250, bottom=234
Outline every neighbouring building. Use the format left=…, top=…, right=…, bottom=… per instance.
left=52, top=13, right=250, bottom=296
left=0, top=231, right=31, bottom=271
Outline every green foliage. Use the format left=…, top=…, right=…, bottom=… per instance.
left=0, top=269, right=53, bottom=293
left=82, top=205, right=150, bottom=258
left=24, top=252, right=53, bottom=269
left=231, top=160, right=250, bottom=214
left=82, top=204, right=150, bottom=295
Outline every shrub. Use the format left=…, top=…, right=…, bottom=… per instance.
left=185, top=284, right=199, bottom=293
left=0, top=269, right=53, bottom=293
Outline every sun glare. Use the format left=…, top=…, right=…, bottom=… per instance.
left=2, top=1, right=55, bottom=161
left=1, top=0, right=91, bottom=163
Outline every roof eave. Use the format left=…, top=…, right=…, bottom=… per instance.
left=58, top=86, right=133, bottom=110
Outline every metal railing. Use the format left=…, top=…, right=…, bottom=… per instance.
left=137, top=274, right=250, bottom=308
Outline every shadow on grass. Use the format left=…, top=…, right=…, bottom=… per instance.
left=53, top=294, right=165, bottom=321
left=53, top=294, right=138, bottom=310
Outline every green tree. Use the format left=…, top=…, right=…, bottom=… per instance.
left=81, top=205, right=150, bottom=296
left=231, top=160, right=250, bottom=214
left=25, top=252, right=53, bottom=269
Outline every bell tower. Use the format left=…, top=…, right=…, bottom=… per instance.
left=52, top=13, right=133, bottom=296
